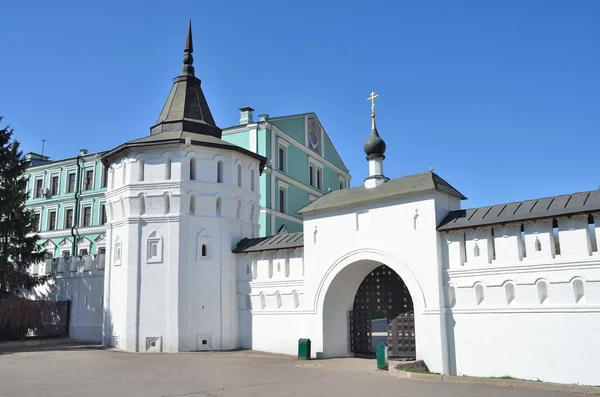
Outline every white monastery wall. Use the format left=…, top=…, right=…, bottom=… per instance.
left=103, top=146, right=260, bottom=352
left=298, top=191, right=460, bottom=372
left=443, top=213, right=600, bottom=385
left=237, top=248, right=306, bottom=355
left=30, top=255, right=105, bottom=342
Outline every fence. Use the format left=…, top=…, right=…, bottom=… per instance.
left=0, top=299, right=71, bottom=341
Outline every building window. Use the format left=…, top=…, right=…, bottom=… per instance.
left=250, top=169, right=256, bottom=192
left=63, top=250, right=70, bottom=258
left=84, top=169, right=94, bottom=191
left=100, top=204, right=107, bottom=225
left=82, top=206, right=92, bottom=227
left=237, top=164, right=242, bottom=187
left=197, top=229, right=211, bottom=260
left=278, top=146, right=286, bottom=171
left=308, top=160, right=323, bottom=190
left=67, top=173, right=76, bottom=193
left=35, top=178, right=43, bottom=198
left=102, top=166, right=108, bottom=188
left=32, top=212, right=41, bottom=232
left=79, top=249, right=88, bottom=256
left=65, top=208, right=74, bottom=228
left=48, top=211, right=57, bottom=231
left=339, top=176, right=346, bottom=190
left=278, top=186, right=287, bottom=213
left=317, top=168, right=322, bottom=190
left=217, top=161, right=223, bottom=183
left=51, top=175, right=59, bottom=195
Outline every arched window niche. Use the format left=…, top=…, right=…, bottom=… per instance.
left=190, top=157, right=197, bottom=181
left=197, top=229, right=211, bottom=260
left=146, top=230, right=163, bottom=264
left=217, top=160, right=224, bottom=183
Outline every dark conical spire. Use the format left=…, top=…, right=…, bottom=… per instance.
left=181, top=20, right=195, bottom=76
left=150, top=20, right=221, bottom=138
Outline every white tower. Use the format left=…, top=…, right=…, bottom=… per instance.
left=100, top=21, right=266, bottom=352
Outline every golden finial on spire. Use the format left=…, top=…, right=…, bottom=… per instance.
left=367, top=90, right=379, bottom=129
left=367, top=90, right=378, bottom=116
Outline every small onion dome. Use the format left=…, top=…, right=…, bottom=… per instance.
left=364, top=120, right=386, bottom=158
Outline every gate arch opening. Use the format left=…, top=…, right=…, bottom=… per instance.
left=350, top=264, right=415, bottom=358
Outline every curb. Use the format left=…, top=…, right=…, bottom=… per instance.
left=389, top=367, right=600, bottom=395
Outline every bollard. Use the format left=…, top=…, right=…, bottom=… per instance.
left=376, top=343, right=388, bottom=370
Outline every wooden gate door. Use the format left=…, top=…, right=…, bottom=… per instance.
left=349, top=265, right=414, bottom=356
left=387, top=312, right=416, bottom=358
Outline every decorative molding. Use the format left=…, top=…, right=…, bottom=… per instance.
left=259, top=208, right=302, bottom=224
left=449, top=306, right=600, bottom=315
left=447, top=258, right=600, bottom=278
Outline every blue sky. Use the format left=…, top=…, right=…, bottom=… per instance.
left=1, top=0, right=598, bottom=208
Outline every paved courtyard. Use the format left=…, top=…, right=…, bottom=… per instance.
left=0, top=342, right=575, bottom=397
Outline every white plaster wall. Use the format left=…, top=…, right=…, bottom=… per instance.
left=31, top=257, right=105, bottom=342
left=237, top=249, right=306, bottom=354
left=445, top=220, right=600, bottom=385
left=449, top=312, right=600, bottom=385
left=300, top=192, right=456, bottom=373
left=104, top=145, right=261, bottom=353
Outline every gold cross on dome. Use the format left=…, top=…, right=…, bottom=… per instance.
left=367, top=90, right=378, bottom=115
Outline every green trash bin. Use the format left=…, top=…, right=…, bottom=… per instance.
left=377, top=343, right=388, bottom=370
left=298, top=338, right=311, bottom=360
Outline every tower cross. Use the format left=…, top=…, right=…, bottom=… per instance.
left=367, top=90, right=379, bottom=115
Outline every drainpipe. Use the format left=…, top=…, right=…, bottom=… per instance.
left=71, top=151, right=85, bottom=256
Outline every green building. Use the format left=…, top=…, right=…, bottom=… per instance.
left=24, top=110, right=351, bottom=246
left=24, top=149, right=108, bottom=260
left=222, top=108, right=351, bottom=237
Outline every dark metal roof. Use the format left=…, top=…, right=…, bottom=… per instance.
left=149, top=21, right=221, bottom=138
left=297, top=172, right=466, bottom=215
left=100, top=21, right=266, bottom=171
left=100, top=130, right=267, bottom=172
left=233, top=232, right=304, bottom=253
left=438, top=189, right=600, bottom=231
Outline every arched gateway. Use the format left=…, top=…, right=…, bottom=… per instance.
left=350, top=265, right=415, bottom=358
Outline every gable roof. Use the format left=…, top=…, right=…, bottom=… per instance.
left=222, top=112, right=350, bottom=174
left=438, top=189, right=600, bottom=231
left=272, top=112, right=350, bottom=173
left=233, top=232, right=304, bottom=253
left=297, top=172, right=466, bottom=215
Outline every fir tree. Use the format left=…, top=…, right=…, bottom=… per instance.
left=0, top=117, right=47, bottom=296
